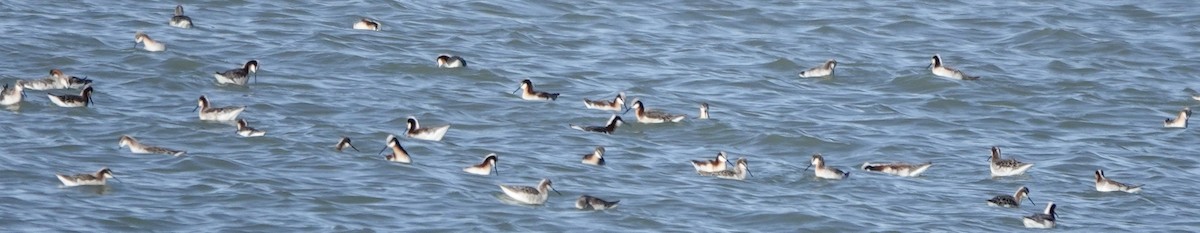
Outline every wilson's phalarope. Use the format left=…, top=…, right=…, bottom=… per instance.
left=236, top=119, right=266, bottom=137
left=860, top=162, right=933, bottom=177
left=47, top=85, right=94, bottom=107
left=576, top=195, right=619, bottom=210
left=0, top=81, right=26, bottom=105
left=698, top=103, right=709, bottom=119
left=406, top=117, right=450, bottom=141
left=170, top=5, right=193, bottom=28
left=119, top=135, right=186, bottom=156
left=570, top=115, right=624, bottom=134
left=214, top=60, right=259, bottom=85
left=193, top=95, right=245, bottom=121
left=691, top=151, right=729, bottom=173
left=352, top=18, right=380, bottom=31
left=700, top=157, right=751, bottom=180
left=436, top=54, right=466, bottom=68
left=464, top=153, right=499, bottom=176
left=1164, top=107, right=1190, bottom=128
left=798, top=59, right=837, bottom=78
left=1022, top=202, right=1058, bottom=229
left=56, top=167, right=119, bottom=187
left=805, top=153, right=849, bottom=179
left=583, top=92, right=626, bottom=111
left=987, top=186, right=1034, bottom=208
left=513, top=79, right=559, bottom=101
left=582, top=146, right=605, bottom=165
left=21, top=69, right=91, bottom=90
left=335, top=137, right=359, bottom=152
left=499, top=178, right=561, bottom=205
left=988, top=146, right=1034, bottom=177
left=134, top=32, right=166, bottom=52
left=929, top=54, right=980, bottom=80
left=1095, top=170, right=1142, bottom=193
left=380, top=134, right=412, bottom=163
left=626, top=100, right=685, bottom=123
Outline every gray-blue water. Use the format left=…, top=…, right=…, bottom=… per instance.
left=2, top=0, right=1199, bottom=231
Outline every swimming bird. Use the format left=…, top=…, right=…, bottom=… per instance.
left=700, top=157, right=751, bottom=180
left=193, top=95, right=245, bottom=121
left=1095, top=170, right=1142, bottom=193
left=21, top=69, right=92, bottom=90
left=1164, top=107, right=1190, bottom=128
left=0, top=81, right=25, bottom=105
left=988, top=146, right=1034, bottom=177
left=335, top=137, right=359, bottom=152
left=56, top=167, right=119, bottom=187
left=352, top=18, right=380, bottom=31
left=214, top=60, right=259, bottom=85
left=798, top=59, right=837, bottom=78
left=406, top=117, right=450, bottom=141
left=583, top=92, right=626, bottom=111
left=929, top=54, right=979, bottom=80
left=1022, top=202, right=1058, bottom=229
left=691, top=151, right=729, bottom=173
left=47, top=85, right=94, bottom=107
left=626, top=100, right=685, bottom=123
left=499, top=178, right=561, bottom=205
left=698, top=103, right=709, bottom=119
left=118, top=135, right=186, bottom=156
left=169, top=5, right=193, bottom=28
left=582, top=146, right=605, bottom=165
left=570, top=115, right=624, bottom=134
left=236, top=119, right=266, bottom=137
left=379, top=134, right=411, bottom=163
left=576, top=195, right=619, bottom=210
left=805, top=153, right=849, bottom=179
left=860, top=162, right=933, bottom=177
left=134, top=32, right=166, bottom=52
left=987, top=186, right=1035, bottom=208
left=436, top=54, right=466, bottom=68
left=464, top=153, right=499, bottom=176
left=513, top=79, right=559, bottom=101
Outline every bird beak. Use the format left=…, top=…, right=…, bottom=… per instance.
left=512, top=87, right=520, bottom=94
left=621, top=107, right=631, bottom=115
left=348, top=144, right=360, bottom=152
left=192, top=105, right=199, bottom=112
left=111, top=176, right=123, bottom=183
left=377, top=145, right=388, bottom=155
left=493, top=166, right=500, bottom=176
left=1027, top=196, right=1036, bottom=206
left=803, top=164, right=811, bottom=173
left=550, top=186, right=562, bottom=195
left=747, top=168, right=754, bottom=177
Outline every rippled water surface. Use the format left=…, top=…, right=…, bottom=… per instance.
left=2, top=0, right=1200, bottom=231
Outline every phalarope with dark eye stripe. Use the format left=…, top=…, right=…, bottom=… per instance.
left=691, top=151, right=728, bottom=173
left=464, top=153, right=499, bottom=176
left=581, top=146, right=605, bottom=165
left=406, top=117, right=450, bottom=141
left=576, top=195, right=619, bottom=210
left=436, top=54, right=466, bottom=68
left=698, top=103, right=709, bottom=119
left=170, top=5, right=193, bottom=28
left=47, top=85, right=94, bottom=107
left=570, top=115, right=624, bottom=134
left=583, top=92, right=626, bottom=111
left=988, top=146, right=1033, bottom=177
left=1095, top=170, right=1143, bottom=193
left=1022, top=202, right=1058, bottom=229
left=21, top=69, right=91, bottom=90
left=626, top=100, right=685, bottom=123
left=700, top=157, right=751, bottom=180
left=380, top=134, right=412, bottom=163
left=119, top=135, right=186, bottom=156
left=0, top=81, right=26, bottom=106
left=987, top=186, right=1034, bottom=208
left=513, top=79, right=559, bottom=101
left=499, top=178, right=561, bottom=205
left=335, top=137, right=359, bottom=152
left=214, top=60, right=258, bottom=85
left=353, top=18, right=380, bottom=31
left=1164, top=107, right=1190, bottom=128
left=236, top=119, right=266, bottom=137
left=805, top=153, right=849, bottom=179
left=798, top=59, right=837, bottom=78
left=57, top=167, right=119, bottom=187
left=929, top=54, right=980, bottom=80
left=860, top=162, right=933, bottom=177
left=193, top=95, right=244, bottom=121
left=134, top=32, right=166, bottom=52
